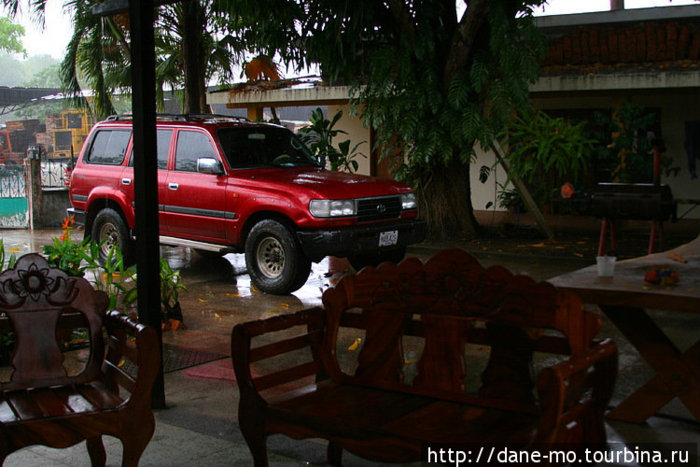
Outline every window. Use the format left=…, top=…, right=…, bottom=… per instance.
left=157, top=130, right=173, bottom=169
left=128, top=129, right=172, bottom=169
left=67, top=113, right=83, bottom=129
left=85, top=130, right=131, bottom=165
left=216, top=127, right=317, bottom=169
left=175, top=131, right=217, bottom=172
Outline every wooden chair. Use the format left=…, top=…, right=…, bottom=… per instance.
left=0, top=253, right=159, bottom=467
left=232, top=248, right=618, bottom=466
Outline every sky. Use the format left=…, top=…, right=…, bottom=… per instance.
left=6, top=0, right=700, bottom=60
left=13, top=2, right=72, bottom=59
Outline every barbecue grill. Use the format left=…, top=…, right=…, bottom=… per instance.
left=591, top=183, right=677, bottom=255
left=591, top=183, right=676, bottom=221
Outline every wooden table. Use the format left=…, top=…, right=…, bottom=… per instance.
left=548, top=236, right=700, bottom=423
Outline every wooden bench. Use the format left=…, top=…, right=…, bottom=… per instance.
left=232, top=249, right=618, bottom=466
left=0, top=253, right=159, bottom=467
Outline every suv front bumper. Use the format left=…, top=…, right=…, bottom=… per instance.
left=296, top=219, right=427, bottom=262
left=67, top=208, right=86, bottom=226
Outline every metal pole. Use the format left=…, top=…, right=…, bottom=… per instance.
left=129, top=0, right=166, bottom=409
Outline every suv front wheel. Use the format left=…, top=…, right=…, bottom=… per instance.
left=245, top=220, right=311, bottom=295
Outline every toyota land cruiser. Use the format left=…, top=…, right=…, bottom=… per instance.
left=68, top=114, right=426, bottom=294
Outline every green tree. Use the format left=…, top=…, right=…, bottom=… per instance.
left=228, top=0, right=546, bottom=238
left=0, top=53, right=26, bottom=85
left=0, top=16, right=25, bottom=56
left=59, top=0, right=122, bottom=117
left=2, top=0, right=240, bottom=117
left=154, top=1, right=240, bottom=113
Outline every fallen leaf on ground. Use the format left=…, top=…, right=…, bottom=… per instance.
left=669, top=251, right=688, bottom=263
left=347, top=338, right=362, bottom=351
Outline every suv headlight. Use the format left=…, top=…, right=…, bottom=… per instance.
left=401, top=192, right=417, bottom=210
left=309, top=199, right=356, bottom=218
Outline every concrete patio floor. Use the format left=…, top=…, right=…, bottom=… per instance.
left=1, top=226, right=698, bottom=466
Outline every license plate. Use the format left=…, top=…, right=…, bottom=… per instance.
left=378, top=230, right=398, bottom=247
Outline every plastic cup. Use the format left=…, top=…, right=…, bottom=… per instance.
left=596, top=256, right=616, bottom=277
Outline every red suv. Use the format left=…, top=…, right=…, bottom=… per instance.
left=68, top=114, right=426, bottom=294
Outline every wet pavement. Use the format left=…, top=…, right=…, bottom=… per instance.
left=0, top=227, right=699, bottom=466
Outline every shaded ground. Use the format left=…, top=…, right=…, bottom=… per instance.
left=0, top=226, right=699, bottom=466
left=442, top=223, right=697, bottom=261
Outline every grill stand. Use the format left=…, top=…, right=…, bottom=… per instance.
left=597, top=218, right=665, bottom=256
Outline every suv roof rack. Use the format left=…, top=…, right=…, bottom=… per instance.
left=104, top=113, right=250, bottom=123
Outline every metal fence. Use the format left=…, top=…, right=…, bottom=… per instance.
left=41, top=157, right=72, bottom=189
left=0, top=165, right=25, bottom=197
left=0, top=164, right=28, bottom=227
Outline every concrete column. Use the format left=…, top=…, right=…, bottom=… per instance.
left=247, top=106, right=264, bottom=121
left=610, top=0, right=625, bottom=10
left=23, top=157, right=41, bottom=230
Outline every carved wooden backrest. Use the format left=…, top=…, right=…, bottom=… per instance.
left=321, top=249, right=602, bottom=407
left=0, top=253, right=110, bottom=390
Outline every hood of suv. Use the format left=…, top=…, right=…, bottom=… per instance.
left=234, top=167, right=413, bottom=199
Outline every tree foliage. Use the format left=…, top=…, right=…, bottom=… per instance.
left=60, top=0, right=242, bottom=118
left=0, top=16, right=24, bottom=56
left=227, top=0, right=546, bottom=237
left=592, top=102, right=677, bottom=183
left=3, top=0, right=242, bottom=118
left=500, top=109, right=594, bottom=185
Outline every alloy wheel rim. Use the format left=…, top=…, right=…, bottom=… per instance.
left=257, top=236, right=285, bottom=279
left=99, top=223, right=119, bottom=257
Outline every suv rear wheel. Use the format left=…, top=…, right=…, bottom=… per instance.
left=91, top=208, right=134, bottom=265
left=245, top=220, right=311, bottom=295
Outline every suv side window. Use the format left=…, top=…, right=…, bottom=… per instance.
left=175, top=130, right=217, bottom=172
left=128, top=129, right=173, bottom=169
left=85, top=129, right=131, bottom=165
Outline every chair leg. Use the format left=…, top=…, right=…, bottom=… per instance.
left=86, top=436, right=107, bottom=467
left=121, top=435, right=152, bottom=467
left=328, top=441, right=343, bottom=466
left=239, top=415, right=269, bottom=467
left=121, top=416, right=156, bottom=467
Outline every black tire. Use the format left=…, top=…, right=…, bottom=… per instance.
left=348, top=248, right=406, bottom=271
left=244, top=220, right=311, bottom=295
left=91, top=208, right=134, bottom=265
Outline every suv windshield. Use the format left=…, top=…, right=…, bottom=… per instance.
left=217, top=126, right=319, bottom=169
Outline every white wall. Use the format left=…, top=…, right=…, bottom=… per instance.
left=328, top=104, right=372, bottom=176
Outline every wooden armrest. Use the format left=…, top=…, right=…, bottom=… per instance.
left=231, top=308, right=325, bottom=404
left=103, top=311, right=160, bottom=405
left=535, top=339, right=618, bottom=443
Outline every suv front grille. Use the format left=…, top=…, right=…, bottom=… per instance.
left=357, top=197, right=402, bottom=222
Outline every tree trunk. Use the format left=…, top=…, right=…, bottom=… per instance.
left=181, top=1, right=208, bottom=114
left=416, top=158, right=481, bottom=239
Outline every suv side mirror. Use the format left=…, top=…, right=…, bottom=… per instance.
left=197, top=157, right=224, bottom=175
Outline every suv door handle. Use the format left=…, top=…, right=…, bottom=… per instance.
left=169, top=183, right=179, bottom=190
left=121, top=178, right=131, bottom=185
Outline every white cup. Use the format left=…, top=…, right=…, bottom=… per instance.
left=596, top=256, right=616, bottom=276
